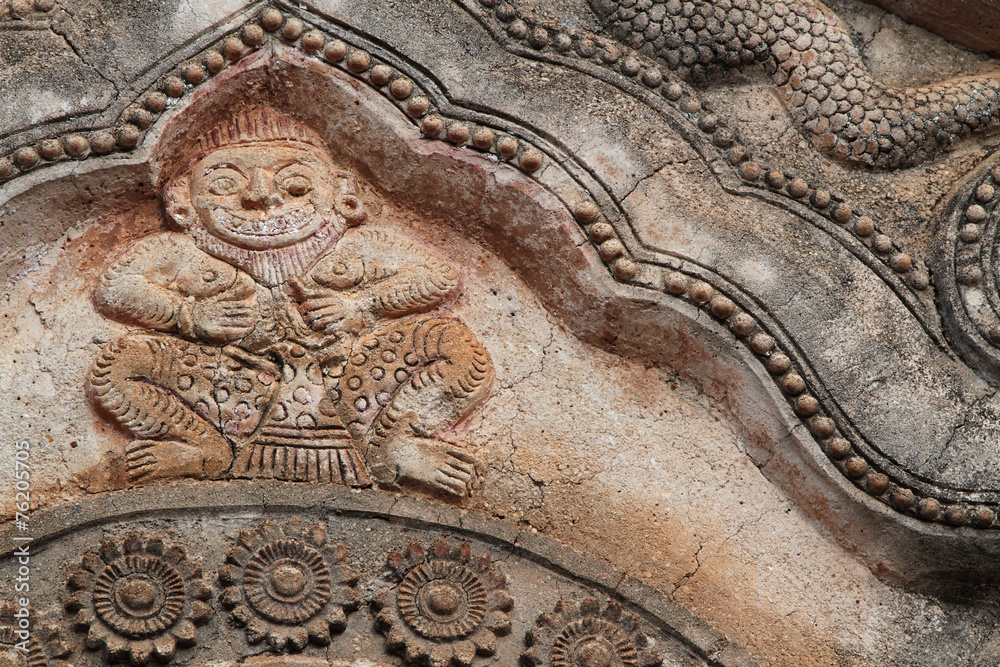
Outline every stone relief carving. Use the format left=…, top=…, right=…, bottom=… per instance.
left=63, top=534, right=212, bottom=665
left=372, top=539, right=512, bottom=666
left=522, top=598, right=664, bottom=667
left=87, top=106, right=494, bottom=497
left=219, top=519, right=359, bottom=651
left=16, top=0, right=1000, bottom=662
left=0, top=489, right=751, bottom=666
left=590, top=0, right=1000, bottom=168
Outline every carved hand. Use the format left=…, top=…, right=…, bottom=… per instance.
left=298, top=292, right=367, bottom=336
left=291, top=277, right=367, bottom=335
left=180, top=277, right=257, bottom=344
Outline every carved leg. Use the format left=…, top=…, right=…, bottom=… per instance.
left=335, top=317, right=494, bottom=496
left=87, top=332, right=233, bottom=482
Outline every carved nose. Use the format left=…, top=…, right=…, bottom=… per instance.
left=241, top=169, right=283, bottom=209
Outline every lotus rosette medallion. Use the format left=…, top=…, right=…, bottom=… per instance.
left=522, top=597, right=663, bottom=667
left=218, top=518, right=359, bottom=651
left=372, top=538, right=513, bottom=666
left=63, top=533, right=211, bottom=665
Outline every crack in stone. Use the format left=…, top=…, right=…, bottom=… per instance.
left=49, top=6, right=119, bottom=95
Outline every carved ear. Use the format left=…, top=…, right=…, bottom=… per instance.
left=333, top=170, right=368, bottom=226
left=163, top=175, right=195, bottom=229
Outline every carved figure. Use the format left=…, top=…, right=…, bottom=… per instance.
left=88, top=106, right=494, bottom=496
left=590, top=0, right=1000, bottom=168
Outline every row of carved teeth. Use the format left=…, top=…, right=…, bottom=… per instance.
left=476, top=0, right=926, bottom=294
left=658, top=265, right=995, bottom=527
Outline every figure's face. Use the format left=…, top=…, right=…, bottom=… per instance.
left=188, top=143, right=337, bottom=250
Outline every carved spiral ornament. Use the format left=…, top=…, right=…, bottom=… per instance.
left=242, top=539, right=332, bottom=624
left=552, top=617, right=637, bottom=667
left=63, top=534, right=212, bottom=665
left=397, top=560, right=489, bottom=640
left=218, top=519, right=359, bottom=652
left=93, top=555, right=186, bottom=638
left=373, top=538, right=513, bottom=666
left=523, top=598, right=663, bottom=667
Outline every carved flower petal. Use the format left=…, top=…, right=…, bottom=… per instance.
left=258, top=520, right=283, bottom=541
left=81, top=553, right=104, bottom=573
left=489, top=589, right=515, bottom=613
left=246, top=618, right=270, bottom=645
left=267, top=630, right=288, bottom=653
left=371, top=589, right=392, bottom=611
left=375, top=607, right=396, bottom=631
left=470, top=627, right=497, bottom=655
left=334, top=563, right=359, bottom=586
left=172, top=619, right=197, bottom=647
left=385, top=624, right=409, bottom=651
left=188, top=600, right=213, bottom=624
left=305, top=618, right=331, bottom=645
left=427, top=643, right=453, bottom=667
left=230, top=604, right=253, bottom=626
left=227, top=545, right=254, bottom=567
left=71, top=606, right=94, bottom=628
left=189, top=580, right=213, bottom=601
left=521, top=646, right=542, bottom=665
left=218, top=563, right=242, bottom=585
left=99, top=539, right=122, bottom=564
left=452, top=640, right=477, bottom=667
left=237, top=529, right=264, bottom=551
left=220, top=587, right=242, bottom=608
left=152, top=634, right=176, bottom=662
left=83, top=624, right=106, bottom=650
left=129, top=639, right=154, bottom=666
left=103, top=633, right=129, bottom=662
left=334, top=585, right=361, bottom=611
left=66, top=570, right=90, bottom=592
left=639, top=650, right=665, bottom=667
left=483, top=610, right=511, bottom=636
left=286, top=625, right=309, bottom=651
left=324, top=605, right=347, bottom=633
left=404, top=637, right=429, bottom=663
left=307, top=524, right=327, bottom=547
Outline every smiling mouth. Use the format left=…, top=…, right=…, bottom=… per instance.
left=212, top=206, right=318, bottom=237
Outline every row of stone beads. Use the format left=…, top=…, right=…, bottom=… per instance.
left=954, top=169, right=1000, bottom=291
left=660, top=267, right=996, bottom=526
left=729, top=150, right=927, bottom=290
left=478, top=0, right=935, bottom=293
left=574, top=203, right=638, bottom=280
left=488, top=0, right=979, bottom=525
left=261, top=7, right=547, bottom=175
left=0, top=23, right=263, bottom=184
left=482, top=0, right=737, bottom=153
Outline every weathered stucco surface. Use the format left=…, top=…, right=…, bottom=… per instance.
left=8, top=1, right=1000, bottom=666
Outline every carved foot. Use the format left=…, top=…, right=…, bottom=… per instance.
left=125, top=439, right=231, bottom=483
left=375, top=436, right=480, bottom=497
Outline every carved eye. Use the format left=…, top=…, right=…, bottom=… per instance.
left=280, top=175, right=312, bottom=196
left=208, top=175, right=241, bottom=195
